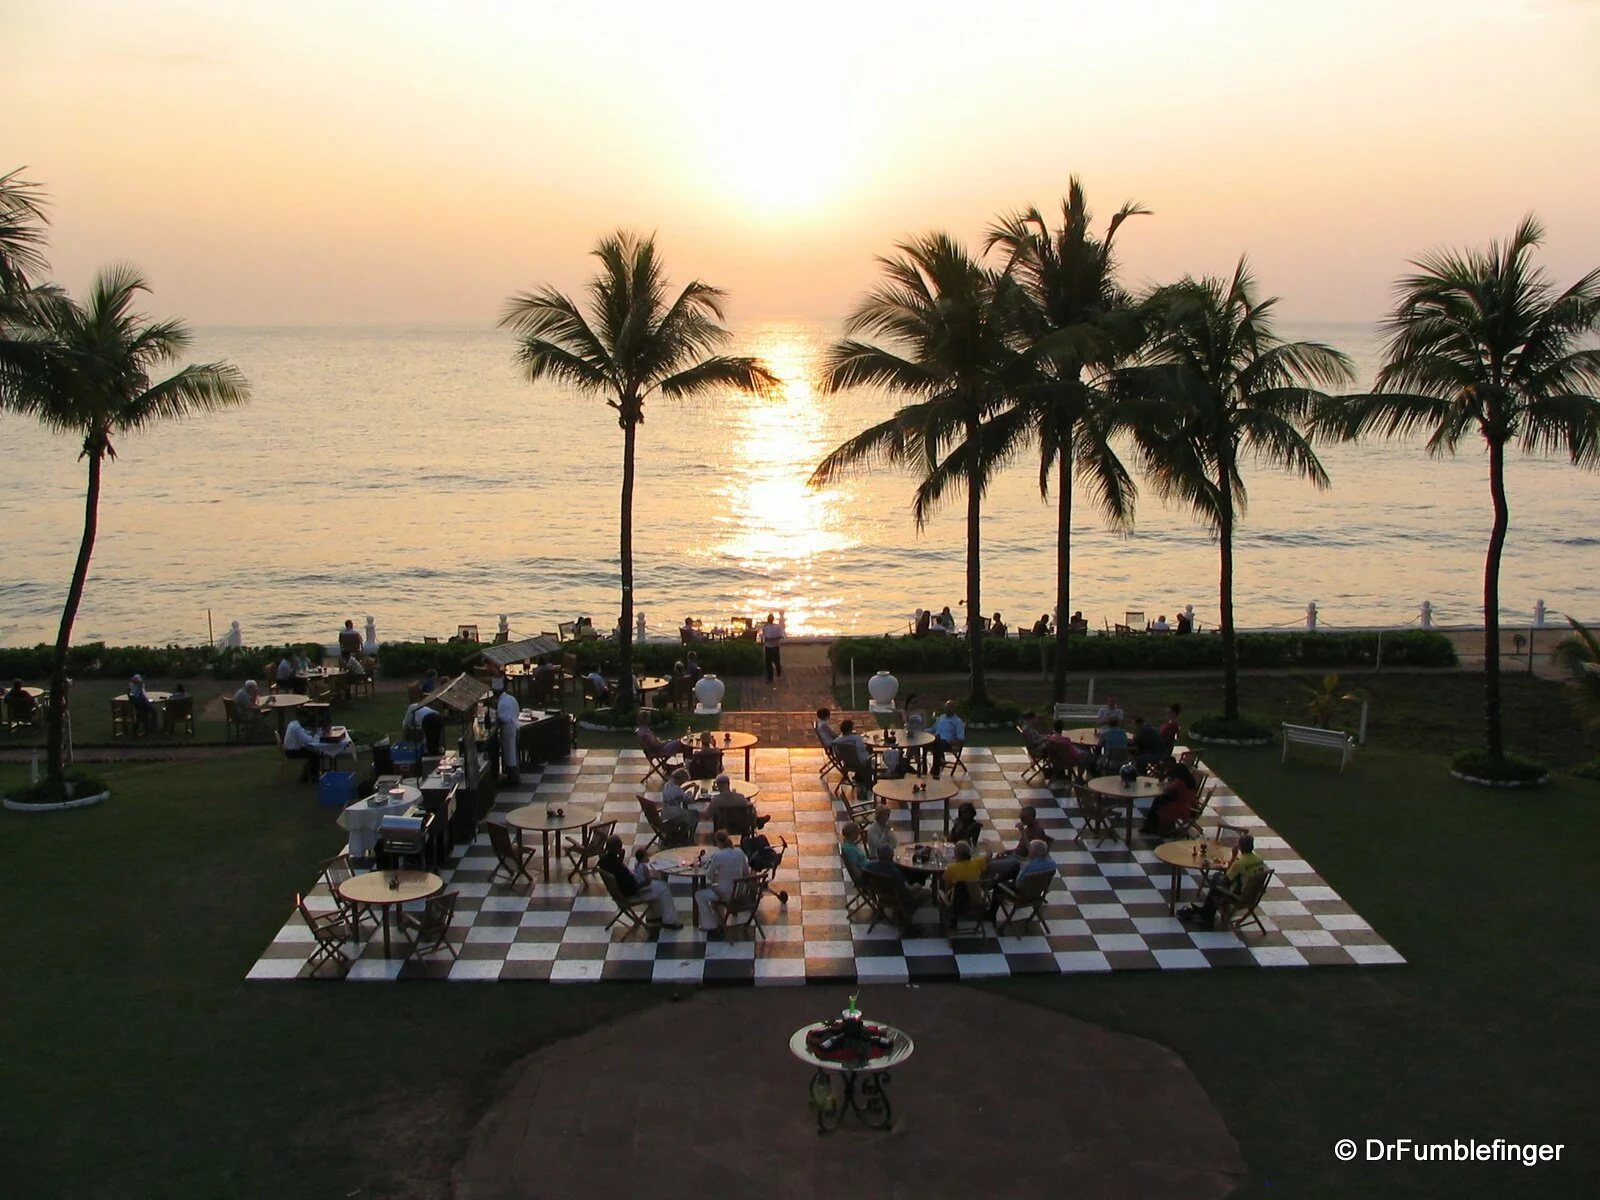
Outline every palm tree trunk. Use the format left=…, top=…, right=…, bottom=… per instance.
left=1218, top=469, right=1239, bottom=722
left=46, top=448, right=102, bottom=782
left=1484, top=437, right=1509, bottom=759
left=616, top=413, right=637, bottom=710
left=1051, top=451, right=1073, bottom=703
left=966, top=416, right=988, bottom=706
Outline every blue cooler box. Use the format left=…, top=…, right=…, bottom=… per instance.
left=318, top=770, right=356, bottom=808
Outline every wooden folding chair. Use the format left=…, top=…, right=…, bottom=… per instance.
left=1072, top=784, right=1121, bottom=847
left=1171, top=782, right=1217, bottom=841
left=296, top=892, right=355, bottom=976
left=110, top=699, right=139, bottom=740
left=640, top=742, right=682, bottom=787
left=1018, top=728, right=1051, bottom=784
left=842, top=856, right=880, bottom=923
left=637, top=794, right=694, bottom=850
left=936, top=876, right=989, bottom=938
left=398, top=890, right=460, bottom=961
left=714, top=876, right=766, bottom=941
left=320, top=854, right=377, bottom=935
left=991, top=869, right=1054, bottom=936
left=486, top=820, right=536, bottom=889
left=598, top=867, right=653, bottom=936
left=563, top=820, right=615, bottom=888
left=1214, top=866, right=1275, bottom=936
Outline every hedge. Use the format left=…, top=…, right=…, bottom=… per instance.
left=827, top=629, right=1457, bottom=674
left=0, top=642, right=325, bottom=683
left=557, top=639, right=764, bottom=678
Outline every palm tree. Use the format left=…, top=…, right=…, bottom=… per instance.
left=0, top=169, right=49, bottom=295
left=5, top=266, right=249, bottom=783
left=1319, top=217, right=1600, bottom=761
left=1124, top=260, right=1352, bottom=721
left=809, top=233, right=1020, bottom=706
left=500, top=231, right=777, bottom=708
left=986, top=179, right=1147, bottom=702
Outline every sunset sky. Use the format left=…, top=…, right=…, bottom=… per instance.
left=5, top=0, right=1597, bottom=326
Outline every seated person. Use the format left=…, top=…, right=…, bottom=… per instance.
left=636, top=714, right=686, bottom=762
left=1045, top=724, right=1093, bottom=780
left=275, top=655, right=300, bottom=692
left=940, top=839, right=989, bottom=920
left=659, top=767, right=700, bottom=830
left=680, top=616, right=704, bottom=643
left=985, top=806, right=1052, bottom=882
left=282, top=714, right=325, bottom=782
left=419, top=669, right=439, bottom=695
left=833, top=719, right=872, bottom=780
left=695, top=831, right=751, bottom=933
left=900, top=693, right=927, bottom=737
left=840, top=822, right=871, bottom=877
left=1159, top=703, right=1182, bottom=747
left=815, top=706, right=838, bottom=748
left=930, top=701, right=965, bottom=778
left=1181, top=835, right=1265, bottom=930
left=233, top=680, right=263, bottom=734
left=1096, top=714, right=1130, bottom=769
left=948, top=801, right=983, bottom=848
left=704, top=773, right=767, bottom=830
left=865, top=804, right=898, bottom=857
left=1131, top=715, right=1168, bottom=772
left=862, top=843, right=930, bottom=912
left=583, top=670, right=612, bottom=703
left=932, top=606, right=956, bottom=635
left=1152, top=614, right=1171, bottom=632
left=913, top=608, right=931, bottom=638
left=340, top=650, right=367, bottom=678
left=987, top=839, right=1057, bottom=918
left=1096, top=695, right=1124, bottom=727
left=684, top=653, right=703, bottom=684
left=1031, top=613, right=1052, bottom=637
left=1175, top=611, right=1193, bottom=634
left=594, top=837, right=680, bottom=928
left=6, top=679, right=37, bottom=723
left=988, top=612, right=1007, bottom=638
left=1143, top=762, right=1199, bottom=836
left=126, top=673, right=158, bottom=733
left=1067, top=611, right=1089, bottom=635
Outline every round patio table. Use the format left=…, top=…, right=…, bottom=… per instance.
left=684, top=780, right=762, bottom=804
left=1087, top=774, right=1163, bottom=845
left=256, top=693, right=308, bottom=734
left=684, top=730, right=758, bottom=780
left=893, top=842, right=953, bottom=876
left=337, top=869, right=443, bottom=958
left=865, top=729, right=936, bottom=774
left=789, top=1020, right=915, bottom=1133
left=649, top=844, right=712, bottom=891
left=1153, top=838, right=1230, bottom=913
left=1058, top=726, right=1099, bottom=744
left=873, top=776, right=960, bottom=835
left=505, top=801, right=600, bottom=883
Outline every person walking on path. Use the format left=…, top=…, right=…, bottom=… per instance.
left=761, top=612, right=785, bottom=684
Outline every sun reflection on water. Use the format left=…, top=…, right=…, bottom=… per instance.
left=712, top=323, right=854, bottom=635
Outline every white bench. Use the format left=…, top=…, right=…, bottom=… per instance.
left=1281, top=723, right=1356, bottom=771
left=1052, top=703, right=1103, bottom=723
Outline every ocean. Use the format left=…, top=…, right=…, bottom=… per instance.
left=1, top=319, right=1595, bottom=647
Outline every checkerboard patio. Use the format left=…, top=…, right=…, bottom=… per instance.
left=248, top=747, right=1404, bottom=982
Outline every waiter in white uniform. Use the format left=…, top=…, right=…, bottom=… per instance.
left=493, top=677, right=522, bottom=783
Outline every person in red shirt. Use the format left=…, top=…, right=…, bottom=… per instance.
left=1159, top=703, right=1182, bottom=747
left=1143, top=762, right=1199, bottom=836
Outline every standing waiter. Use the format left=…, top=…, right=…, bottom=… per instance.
left=492, top=677, right=522, bottom=784
left=761, top=612, right=785, bottom=684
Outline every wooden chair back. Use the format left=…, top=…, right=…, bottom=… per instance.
left=407, top=891, right=459, bottom=957
left=110, top=698, right=137, bottom=739
left=486, top=820, right=533, bottom=887
left=1221, top=866, right=1275, bottom=935
left=716, top=876, right=765, bottom=939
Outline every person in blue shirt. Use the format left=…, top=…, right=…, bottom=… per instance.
left=931, top=700, right=965, bottom=778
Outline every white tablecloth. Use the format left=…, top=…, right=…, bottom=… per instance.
left=337, top=786, right=421, bottom=857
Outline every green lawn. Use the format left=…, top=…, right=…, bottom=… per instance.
left=4, top=727, right=1597, bottom=1196
left=835, top=667, right=1599, bottom=771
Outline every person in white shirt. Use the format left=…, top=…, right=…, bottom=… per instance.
left=901, top=693, right=927, bottom=736
left=866, top=805, right=898, bottom=857
left=275, top=656, right=296, bottom=689
left=493, top=680, right=522, bottom=783
left=1152, top=615, right=1171, bottom=632
left=815, top=707, right=838, bottom=748
left=1096, top=696, right=1124, bottom=727
left=659, top=767, right=700, bottom=831
left=932, top=606, right=956, bottom=635
left=402, top=701, right=444, bottom=755
left=233, top=680, right=263, bottom=738
left=695, top=831, right=751, bottom=932
left=126, top=673, right=158, bottom=734
left=832, top=719, right=871, bottom=778
left=282, top=715, right=324, bottom=782
left=583, top=671, right=612, bottom=704
left=761, top=612, right=784, bottom=683
left=931, top=701, right=966, bottom=778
